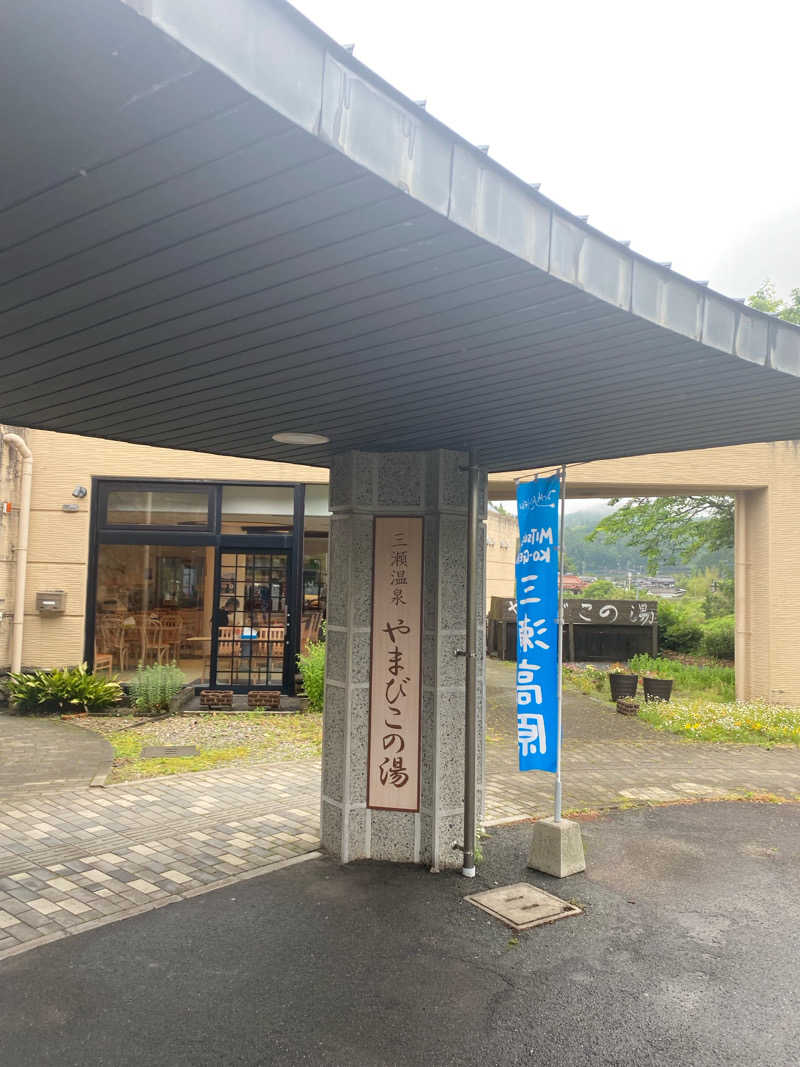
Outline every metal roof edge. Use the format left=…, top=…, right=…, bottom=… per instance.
left=121, top=0, right=800, bottom=377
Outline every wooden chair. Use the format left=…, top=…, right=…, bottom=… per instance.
left=216, top=625, right=242, bottom=681
left=141, top=617, right=168, bottom=664
left=97, top=615, right=129, bottom=672
left=93, top=643, right=113, bottom=675
left=268, top=625, right=286, bottom=657
left=159, top=614, right=184, bottom=665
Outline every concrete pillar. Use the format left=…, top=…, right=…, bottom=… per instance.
left=759, top=442, right=800, bottom=704
left=321, top=450, right=486, bottom=868
left=735, top=488, right=771, bottom=702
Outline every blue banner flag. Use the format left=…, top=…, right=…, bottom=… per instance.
left=515, top=474, right=561, bottom=773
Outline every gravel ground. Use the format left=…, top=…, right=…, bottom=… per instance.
left=70, top=712, right=323, bottom=780
left=74, top=712, right=322, bottom=747
left=69, top=715, right=148, bottom=739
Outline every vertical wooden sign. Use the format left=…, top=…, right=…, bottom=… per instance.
left=367, top=516, right=424, bottom=812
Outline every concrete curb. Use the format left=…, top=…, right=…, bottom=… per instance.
left=483, top=791, right=800, bottom=830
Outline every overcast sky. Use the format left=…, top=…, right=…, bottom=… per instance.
left=292, top=0, right=800, bottom=301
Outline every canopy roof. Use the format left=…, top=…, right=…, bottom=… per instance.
left=2, top=0, right=800, bottom=471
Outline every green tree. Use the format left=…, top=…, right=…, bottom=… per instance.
left=746, top=280, right=800, bottom=324
left=577, top=578, right=630, bottom=599
left=588, top=496, right=734, bottom=574
left=583, top=280, right=799, bottom=575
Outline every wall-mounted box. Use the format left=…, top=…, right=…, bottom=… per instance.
left=36, top=590, right=66, bottom=614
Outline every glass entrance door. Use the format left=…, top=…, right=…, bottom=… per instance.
left=213, top=550, right=290, bottom=690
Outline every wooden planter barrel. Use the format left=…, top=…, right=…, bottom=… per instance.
left=616, top=698, right=640, bottom=716
left=608, top=672, right=638, bottom=701
left=643, top=677, right=673, bottom=702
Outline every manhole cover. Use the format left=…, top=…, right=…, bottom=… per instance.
left=465, top=883, right=581, bottom=931
left=140, top=745, right=198, bottom=758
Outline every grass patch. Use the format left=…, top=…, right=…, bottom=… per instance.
left=629, top=654, right=735, bottom=701
left=563, top=656, right=736, bottom=706
left=562, top=663, right=611, bottom=700
left=638, top=697, right=800, bottom=747
left=106, top=712, right=323, bottom=783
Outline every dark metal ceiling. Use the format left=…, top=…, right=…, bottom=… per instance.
left=2, top=0, right=799, bottom=471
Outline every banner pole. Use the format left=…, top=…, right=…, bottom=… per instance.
left=554, top=464, right=567, bottom=822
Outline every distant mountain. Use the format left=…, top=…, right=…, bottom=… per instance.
left=564, top=501, right=619, bottom=527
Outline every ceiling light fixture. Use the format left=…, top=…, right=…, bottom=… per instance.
left=272, top=432, right=330, bottom=446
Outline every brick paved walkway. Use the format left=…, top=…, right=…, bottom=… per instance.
left=0, top=713, right=112, bottom=794
left=0, top=760, right=320, bottom=960
left=484, top=659, right=800, bottom=822
left=2, top=661, right=800, bottom=959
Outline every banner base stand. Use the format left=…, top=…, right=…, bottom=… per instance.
left=527, top=817, right=586, bottom=878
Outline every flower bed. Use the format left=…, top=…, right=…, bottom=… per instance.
left=639, top=697, right=800, bottom=746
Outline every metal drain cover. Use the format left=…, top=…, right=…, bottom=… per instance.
left=465, top=882, right=581, bottom=931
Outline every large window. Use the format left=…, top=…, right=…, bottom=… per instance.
left=94, top=544, right=214, bottom=683
left=90, top=478, right=316, bottom=692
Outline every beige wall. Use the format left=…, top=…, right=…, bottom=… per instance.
left=487, top=441, right=800, bottom=704
left=487, top=443, right=777, bottom=499
left=485, top=509, right=517, bottom=612
left=3, top=429, right=799, bottom=704
left=0, top=427, right=327, bottom=671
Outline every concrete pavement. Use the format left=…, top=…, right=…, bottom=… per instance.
left=0, top=801, right=797, bottom=1066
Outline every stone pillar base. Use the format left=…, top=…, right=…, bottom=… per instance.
left=321, top=449, right=486, bottom=869
left=527, top=817, right=586, bottom=878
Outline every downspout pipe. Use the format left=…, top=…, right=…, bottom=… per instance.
left=3, top=434, right=33, bottom=674
left=462, top=447, right=480, bottom=878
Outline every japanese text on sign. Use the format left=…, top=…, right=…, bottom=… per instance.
left=368, top=517, right=423, bottom=811
left=516, top=475, right=561, bottom=773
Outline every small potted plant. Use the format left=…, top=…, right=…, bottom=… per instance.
left=608, top=664, right=638, bottom=701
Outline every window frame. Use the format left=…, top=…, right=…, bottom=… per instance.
left=98, top=480, right=216, bottom=533
left=86, top=477, right=310, bottom=694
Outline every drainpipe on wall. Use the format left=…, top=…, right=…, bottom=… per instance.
left=3, top=433, right=33, bottom=674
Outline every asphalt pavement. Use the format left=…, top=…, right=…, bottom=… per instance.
left=1, top=800, right=798, bottom=1066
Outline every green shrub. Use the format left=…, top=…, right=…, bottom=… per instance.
left=656, top=599, right=704, bottom=653
left=297, top=629, right=326, bottom=713
left=128, top=662, right=186, bottom=714
left=663, top=617, right=704, bottom=653
left=700, top=616, right=735, bottom=661
left=6, top=663, right=122, bottom=715
left=702, top=579, right=735, bottom=619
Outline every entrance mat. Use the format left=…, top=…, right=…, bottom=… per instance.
left=465, top=882, right=581, bottom=931
left=139, top=745, right=198, bottom=758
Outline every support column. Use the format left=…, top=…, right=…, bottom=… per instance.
left=758, top=442, right=800, bottom=704
left=321, top=450, right=486, bottom=868
left=735, top=489, right=770, bottom=702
